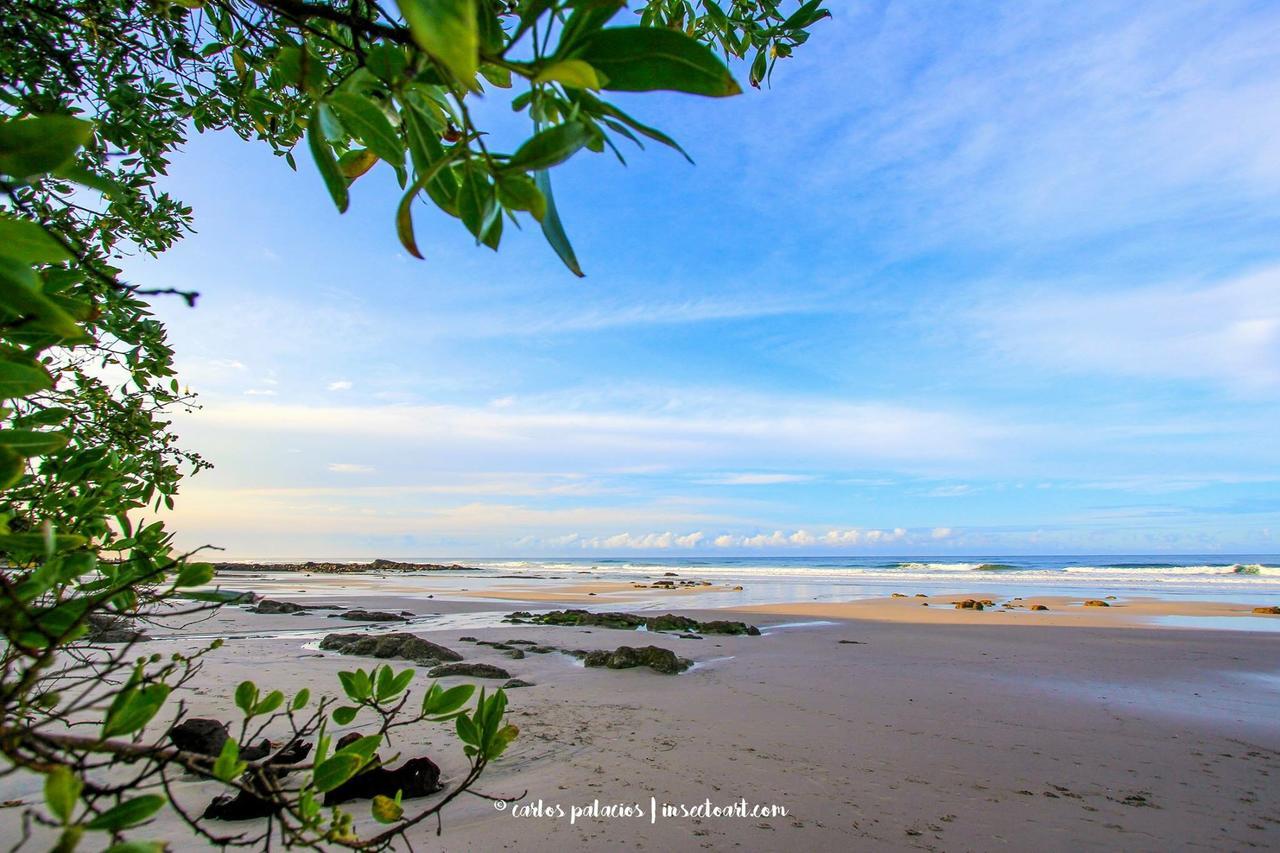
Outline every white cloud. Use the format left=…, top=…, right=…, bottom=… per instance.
left=697, top=473, right=816, bottom=485
left=974, top=265, right=1280, bottom=393
left=931, top=527, right=954, bottom=539
left=243, top=388, right=276, bottom=397
left=327, top=463, right=374, bottom=474
left=327, top=380, right=353, bottom=391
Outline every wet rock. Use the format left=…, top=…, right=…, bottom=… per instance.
left=250, top=599, right=307, bottom=614
left=319, top=633, right=463, bottom=664
left=169, top=718, right=230, bottom=756
left=1252, top=606, right=1280, bottom=615
left=838, top=640, right=866, bottom=645
left=1031, top=604, right=1049, bottom=611
left=502, top=678, right=535, bottom=689
left=663, top=572, right=679, bottom=576
left=459, top=636, right=478, bottom=642
left=505, top=609, right=759, bottom=635
left=427, top=662, right=511, bottom=679
left=324, top=757, right=442, bottom=806
left=915, top=593, right=928, bottom=598
left=678, top=633, right=703, bottom=640
left=582, top=645, right=691, bottom=675
left=954, top=599, right=984, bottom=610
left=333, top=609, right=406, bottom=622
left=1083, top=600, right=1110, bottom=607
left=505, top=649, right=526, bottom=659
left=203, top=790, right=277, bottom=821
left=891, top=593, right=907, bottom=598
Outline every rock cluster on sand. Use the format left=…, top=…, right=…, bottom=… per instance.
left=331, top=609, right=406, bottom=622
left=582, top=645, right=691, bottom=675
left=427, top=662, right=511, bottom=679
left=953, top=599, right=993, bottom=611
left=319, top=632, right=463, bottom=664
left=1252, top=606, right=1280, bottom=615
left=1084, top=599, right=1110, bottom=607
left=505, top=609, right=760, bottom=635
left=250, top=599, right=308, bottom=614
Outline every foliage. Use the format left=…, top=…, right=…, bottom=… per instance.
left=0, top=0, right=828, bottom=848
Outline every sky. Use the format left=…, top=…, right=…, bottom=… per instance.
left=128, top=0, right=1280, bottom=558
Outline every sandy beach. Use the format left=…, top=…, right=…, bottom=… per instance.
left=4, top=566, right=1274, bottom=851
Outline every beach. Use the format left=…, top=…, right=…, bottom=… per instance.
left=3, top=559, right=1274, bottom=850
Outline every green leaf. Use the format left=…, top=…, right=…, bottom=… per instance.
left=292, top=688, right=311, bottom=711
left=174, top=562, right=214, bottom=587
left=212, top=738, right=245, bottom=782
left=372, top=793, right=404, bottom=823
left=335, top=733, right=381, bottom=764
left=0, top=447, right=24, bottom=489
left=307, top=111, right=348, bottom=213
left=535, top=169, right=583, bottom=276
left=422, top=681, right=475, bottom=716
left=102, top=684, right=170, bottom=738
left=497, top=175, right=546, bottom=222
left=534, top=59, right=605, bottom=90
left=234, top=680, right=257, bottom=714
left=332, top=705, right=358, bottom=725
left=456, top=164, right=495, bottom=240
left=0, top=115, right=93, bottom=177
left=84, top=795, right=165, bottom=831
left=574, top=27, right=741, bottom=97
left=327, top=93, right=404, bottom=168
left=486, top=722, right=519, bottom=759
left=506, top=122, right=590, bottom=173
left=455, top=712, right=479, bottom=745
left=0, top=217, right=73, bottom=264
left=783, top=0, right=832, bottom=30
left=312, top=753, right=363, bottom=793
left=252, top=690, right=284, bottom=716
left=398, top=0, right=478, bottom=85
left=0, top=359, right=53, bottom=399
left=338, top=148, right=379, bottom=180
left=44, top=766, right=82, bottom=824
left=0, top=257, right=89, bottom=341
left=0, top=430, right=68, bottom=455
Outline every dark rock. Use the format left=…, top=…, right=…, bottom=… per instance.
left=459, top=636, right=478, bottom=642
left=915, top=593, right=928, bottom=598
left=250, top=599, right=307, bottom=614
left=1252, top=606, right=1280, bottom=615
left=169, top=718, right=229, bottom=756
left=504, top=609, right=760, bottom=636
left=891, top=593, right=907, bottom=598
left=582, top=645, right=691, bottom=675
left=1031, top=604, right=1049, bottom=611
left=838, top=640, right=866, bottom=644
left=319, top=632, right=462, bottom=664
left=334, top=609, right=406, bottom=622
left=324, top=757, right=442, bottom=806
left=1083, top=600, right=1110, bottom=607
left=204, top=790, right=277, bottom=821
left=428, top=662, right=511, bottom=679
left=505, top=649, right=525, bottom=659
left=502, top=678, right=535, bottom=689
left=954, top=599, right=984, bottom=610
left=678, top=633, right=703, bottom=639
left=663, top=572, right=679, bottom=576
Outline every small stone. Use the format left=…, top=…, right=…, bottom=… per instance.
left=1031, top=604, right=1049, bottom=611
left=502, top=678, right=535, bottom=689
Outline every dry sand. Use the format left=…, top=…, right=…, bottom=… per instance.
left=3, top=579, right=1277, bottom=851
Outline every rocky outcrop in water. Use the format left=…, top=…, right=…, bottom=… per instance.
left=427, top=662, right=511, bottom=679
left=504, top=609, right=760, bottom=635
left=582, top=645, right=691, bottom=675
left=319, top=632, right=462, bottom=664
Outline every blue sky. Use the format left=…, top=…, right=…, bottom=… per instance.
left=130, top=1, right=1280, bottom=558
